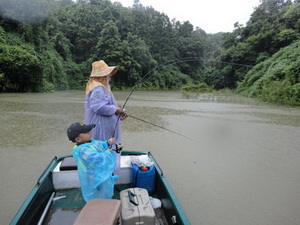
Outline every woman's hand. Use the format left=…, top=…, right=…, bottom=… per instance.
left=115, top=107, right=128, bottom=120
left=115, top=107, right=123, bottom=115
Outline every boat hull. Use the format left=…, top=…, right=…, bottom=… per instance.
left=10, top=151, right=190, bottom=225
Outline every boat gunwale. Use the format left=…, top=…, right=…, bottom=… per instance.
left=149, top=152, right=191, bottom=225
left=10, top=156, right=60, bottom=224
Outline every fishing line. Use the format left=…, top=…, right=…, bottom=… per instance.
left=112, top=57, right=197, bottom=139
left=128, top=114, right=194, bottom=140
left=121, top=57, right=253, bottom=109
left=112, top=57, right=254, bottom=139
left=206, top=59, right=254, bottom=68
left=122, top=57, right=201, bottom=109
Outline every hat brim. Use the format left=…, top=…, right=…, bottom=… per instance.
left=90, top=66, right=118, bottom=77
left=81, top=124, right=96, bottom=133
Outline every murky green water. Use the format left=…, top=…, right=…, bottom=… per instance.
left=1, top=91, right=300, bottom=225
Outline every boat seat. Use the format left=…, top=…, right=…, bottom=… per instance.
left=73, top=199, right=121, bottom=225
left=60, top=157, right=77, bottom=171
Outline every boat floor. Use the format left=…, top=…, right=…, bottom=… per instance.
left=43, top=184, right=168, bottom=225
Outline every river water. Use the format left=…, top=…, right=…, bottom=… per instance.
left=0, top=91, right=300, bottom=225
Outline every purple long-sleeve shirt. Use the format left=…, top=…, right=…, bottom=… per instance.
left=84, top=86, right=121, bottom=144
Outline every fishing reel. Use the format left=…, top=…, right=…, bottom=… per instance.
left=119, top=108, right=128, bottom=120
left=115, top=143, right=123, bottom=153
left=120, top=107, right=126, bottom=114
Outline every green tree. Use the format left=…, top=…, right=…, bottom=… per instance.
left=122, top=32, right=156, bottom=87
left=237, top=40, right=300, bottom=105
left=0, top=44, right=43, bottom=92
left=93, top=20, right=123, bottom=64
left=282, top=2, right=300, bottom=30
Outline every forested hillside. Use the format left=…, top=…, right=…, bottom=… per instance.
left=0, top=0, right=299, bottom=105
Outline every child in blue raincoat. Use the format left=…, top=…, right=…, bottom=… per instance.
left=67, top=122, right=118, bottom=202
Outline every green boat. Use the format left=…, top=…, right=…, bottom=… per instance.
left=10, top=151, right=190, bottom=225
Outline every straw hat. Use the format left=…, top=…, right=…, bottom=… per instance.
left=90, top=60, right=118, bottom=77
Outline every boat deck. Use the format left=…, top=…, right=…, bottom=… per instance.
left=43, top=184, right=168, bottom=225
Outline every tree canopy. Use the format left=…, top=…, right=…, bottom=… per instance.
left=0, top=0, right=299, bottom=104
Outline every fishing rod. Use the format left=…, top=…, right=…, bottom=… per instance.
left=121, top=57, right=254, bottom=110
left=112, top=56, right=254, bottom=142
left=112, top=57, right=198, bottom=140
left=127, top=114, right=193, bottom=141
left=121, top=57, right=200, bottom=109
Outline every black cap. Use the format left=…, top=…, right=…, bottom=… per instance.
left=67, top=122, right=95, bottom=142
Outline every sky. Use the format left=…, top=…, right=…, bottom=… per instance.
left=113, top=0, right=261, bottom=34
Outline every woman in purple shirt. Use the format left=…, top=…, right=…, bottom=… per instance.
left=84, top=60, right=127, bottom=145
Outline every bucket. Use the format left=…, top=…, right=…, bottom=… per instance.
left=131, top=163, right=155, bottom=195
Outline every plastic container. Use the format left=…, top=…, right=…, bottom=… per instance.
left=120, top=188, right=155, bottom=225
left=131, top=163, right=155, bottom=195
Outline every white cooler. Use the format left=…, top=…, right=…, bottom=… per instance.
left=114, top=155, right=133, bottom=184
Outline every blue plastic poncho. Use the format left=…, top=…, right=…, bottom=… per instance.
left=84, top=85, right=121, bottom=144
left=73, top=139, right=116, bottom=202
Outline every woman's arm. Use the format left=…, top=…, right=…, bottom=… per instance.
left=89, top=86, right=117, bottom=116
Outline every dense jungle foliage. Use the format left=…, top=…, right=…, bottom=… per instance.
left=0, top=0, right=299, bottom=105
